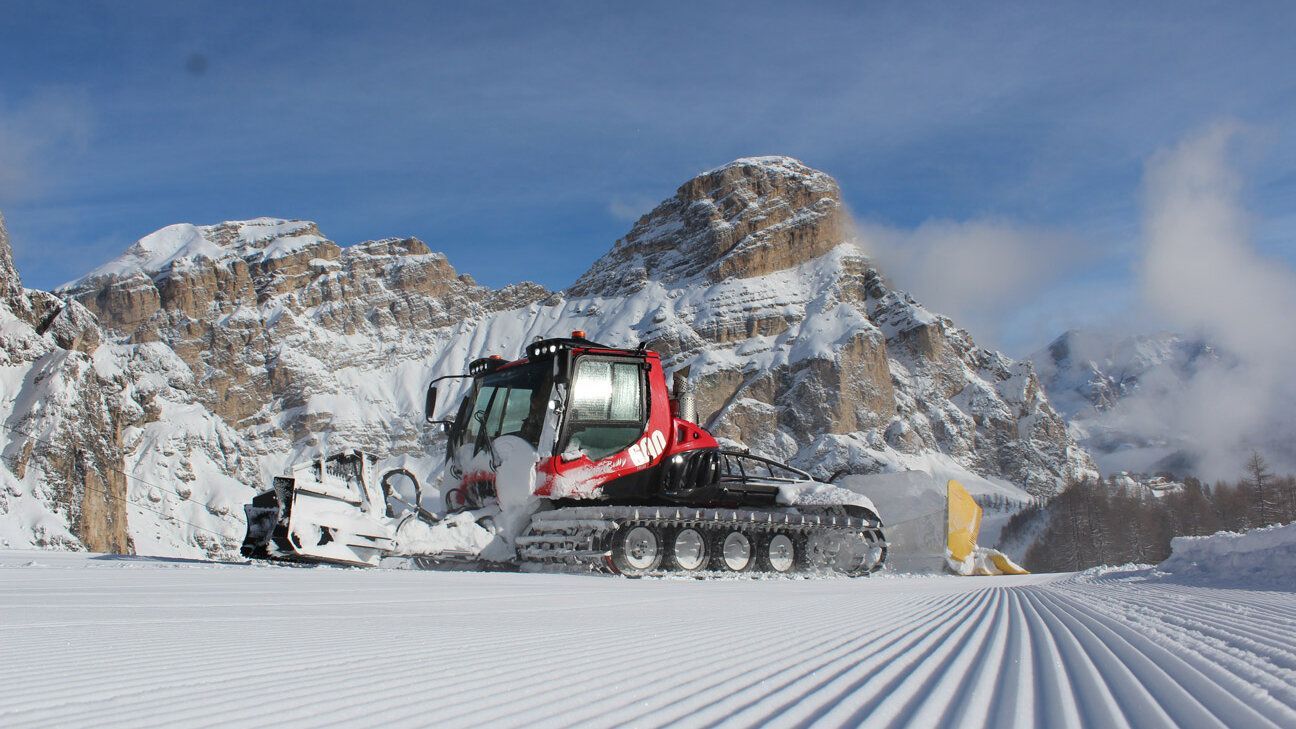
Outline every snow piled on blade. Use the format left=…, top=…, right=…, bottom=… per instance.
left=1159, top=522, right=1296, bottom=586
left=388, top=436, right=541, bottom=562
left=945, top=546, right=1027, bottom=576
left=489, top=435, right=544, bottom=551
left=392, top=512, right=495, bottom=557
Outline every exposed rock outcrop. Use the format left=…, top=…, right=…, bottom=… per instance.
left=61, top=221, right=551, bottom=428
left=571, top=157, right=847, bottom=295
left=0, top=212, right=26, bottom=314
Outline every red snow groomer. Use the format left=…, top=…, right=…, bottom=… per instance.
left=242, top=332, right=886, bottom=576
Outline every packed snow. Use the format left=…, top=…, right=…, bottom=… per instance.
left=775, top=479, right=879, bottom=515
left=1158, top=522, right=1296, bottom=587
left=1, top=550, right=1293, bottom=728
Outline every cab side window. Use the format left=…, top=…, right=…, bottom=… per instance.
left=564, top=359, right=645, bottom=461
left=462, top=385, right=497, bottom=447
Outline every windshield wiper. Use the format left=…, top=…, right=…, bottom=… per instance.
left=472, top=410, right=503, bottom=468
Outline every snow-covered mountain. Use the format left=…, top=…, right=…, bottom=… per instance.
left=2, top=157, right=1095, bottom=557
left=1032, top=329, right=1222, bottom=475
left=0, top=212, right=131, bottom=553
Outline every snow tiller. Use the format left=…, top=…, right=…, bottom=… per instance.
left=242, top=332, right=887, bottom=576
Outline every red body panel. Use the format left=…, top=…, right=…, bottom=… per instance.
left=531, top=349, right=718, bottom=499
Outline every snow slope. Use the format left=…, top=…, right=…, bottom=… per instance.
left=1, top=551, right=1292, bottom=728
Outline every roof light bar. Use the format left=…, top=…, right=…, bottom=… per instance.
left=469, top=356, right=508, bottom=375
left=521, top=332, right=624, bottom=360
left=525, top=339, right=572, bottom=360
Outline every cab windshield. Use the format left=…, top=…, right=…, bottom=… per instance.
left=458, top=360, right=553, bottom=451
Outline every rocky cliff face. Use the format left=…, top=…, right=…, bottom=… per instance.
left=0, top=213, right=131, bottom=553
left=3, top=156, right=1096, bottom=556
left=572, top=157, right=848, bottom=294
left=569, top=158, right=1094, bottom=494
left=63, top=219, right=548, bottom=429
left=0, top=213, right=23, bottom=311
left=1033, top=330, right=1218, bottom=418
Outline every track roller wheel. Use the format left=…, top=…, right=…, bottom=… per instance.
left=834, top=532, right=873, bottom=576
left=800, top=530, right=840, bottom=572
left=666, top=527, right=709, bottom=572
left=830, top=530, right=887, bottom=576
left=858, top=530, right=887, bottom=575
left=759, top=532, right=797, bottom=573
left=715, top=529, right=756, bottom=572
left=611, top=524, right=663, bottom=576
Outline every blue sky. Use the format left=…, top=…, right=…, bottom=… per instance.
left=2, top=1, right=1294, bottom=354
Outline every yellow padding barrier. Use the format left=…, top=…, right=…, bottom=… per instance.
left=946, top=480, right=981, bottom=564
left=946, top=479, right=1030, bottom=575
left=989, top=551, right=1030, bottom=575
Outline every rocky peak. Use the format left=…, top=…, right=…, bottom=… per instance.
left=1033, top=329, right=1219, bottom=418
left=1, top=212, right=29, bottom=314
left=1032, top=328, right=1225, bottom=477
left=0, top=213, right=100, bottom=354
left=565, top=158, right=1095, bottom=495
left=72, top=218, right=330, bottom=283
left=53, top=217, right=551, bottom=428
left=56, top=218, right=337, bottom=335
left=570, top=156, right=846, bottom=296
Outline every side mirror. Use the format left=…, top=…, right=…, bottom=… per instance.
left=424, top=385, right=438, bottom=424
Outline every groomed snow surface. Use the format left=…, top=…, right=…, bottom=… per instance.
left=2, top=552, right=1293, bottom=729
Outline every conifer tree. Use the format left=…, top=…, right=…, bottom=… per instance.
left=1245, top=451, right=1276, bottom=527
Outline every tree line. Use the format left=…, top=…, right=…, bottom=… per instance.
left=999, top=452, right=1296, bottom=573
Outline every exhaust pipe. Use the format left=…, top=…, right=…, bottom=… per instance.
left=672, top=366, right=696, bottom=424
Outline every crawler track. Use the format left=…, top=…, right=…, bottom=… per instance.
left=516, top=505, right=887, bottom=576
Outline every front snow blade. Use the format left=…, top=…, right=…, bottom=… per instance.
left=240, top=487, right=285, bottom=559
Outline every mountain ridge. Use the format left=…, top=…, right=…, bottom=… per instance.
left=3, top=157, right=1096, bottom=556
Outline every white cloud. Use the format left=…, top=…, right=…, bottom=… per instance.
left=854, top=124, right=1296, bottom=481
left=607, top=196, right=657, bottom=224
left=1134, top=121, right=1296, bottom=479
left=852, top=217, right=1093, bottom=350
left=0, top=89, right=93, bottom=202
